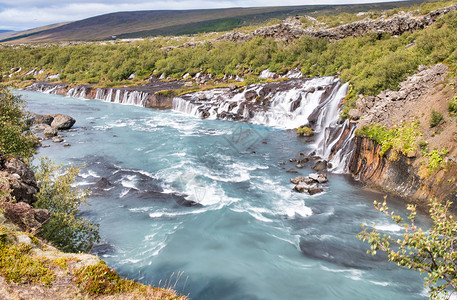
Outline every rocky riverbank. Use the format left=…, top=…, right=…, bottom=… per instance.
left=0, top=148, right=187, bottom=300
left=338, top=64, right=457, bottom=211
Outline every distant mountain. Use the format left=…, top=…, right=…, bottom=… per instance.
left=0, top=30, right=16, bottom=40
left=1, top=1, right=423, bottom=43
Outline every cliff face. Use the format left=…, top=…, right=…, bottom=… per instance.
left=348, top=135, right=457, bottom=211
left=348, top=136, right=423, bottom=200
left=344, top=64, right=457, bottom=211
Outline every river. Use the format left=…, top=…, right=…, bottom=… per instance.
left=21, top=89, right=428, bottom=299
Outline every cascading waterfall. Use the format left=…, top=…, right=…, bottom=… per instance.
left=172, top=76, right=356, bottom=172
left=24, top=83, right=152, bottom=107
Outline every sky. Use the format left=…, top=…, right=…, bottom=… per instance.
left=0, top=0, right=397, bottom=31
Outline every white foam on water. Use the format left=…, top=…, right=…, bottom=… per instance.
left=231, top=206, right=274, bottom=223
left=369, top=280, right=391, bottom=287
left=119, top=188, right=130, bottom=198
left=79, top=170, right=100, bottom=179
left=373, top=223, right=402, bottom=232
left=321, top=266, right=365, bottom=282
left=120, top=175, right=137, bottom=189
left=255, top=178, right=313, bottom=218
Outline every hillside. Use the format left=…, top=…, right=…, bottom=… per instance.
left=2, top=0, right=422, bottom=43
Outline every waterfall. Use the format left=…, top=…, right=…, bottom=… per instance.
left=172, top=77, right=348, bottom=129
left=172, top=76, right=356, bottom=172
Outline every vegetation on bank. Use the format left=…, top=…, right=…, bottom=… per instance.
left=355, top=120, right=451, bottom=176
left=359, top=197, right=457, bottom=299
left=0, top=86, right=38, bottom=160
left=1, top=2, right=457, bottom=101
left=0, top=88, right=185, bottom=299
left=355, top=120, right=422, bottom=159
left=33, top=158, right=100, bottom=253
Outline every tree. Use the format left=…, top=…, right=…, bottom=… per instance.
left=33, top=158, right=100, bottom=253
left=358, top=197, right=457, bottom=299
left=0, top=85, right=37, bottom=160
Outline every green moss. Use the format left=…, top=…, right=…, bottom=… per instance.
left=448, top=96, right=457, bottom=115
left=297, top=126, right=314, bottom=136
left=155, top=89, right=177, bottom=97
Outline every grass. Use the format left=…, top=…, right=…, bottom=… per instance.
left=0, top=238, right=55, bottom=285
left=75, top=261, right=186, bottom=299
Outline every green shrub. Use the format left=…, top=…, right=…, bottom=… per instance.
left=33, top=158, right=100, bottom=253
left=0, top=86, right=37, bottom=160
left=427, top=148, right=449, bottom=171
left=359, top=197, right=457, bottom=299
left=448, top=96, right=457, bottom=115
left=296, top=126, right=314, bottom=136
left=430, top=110, right=444, bottom=128
left=356, top=121, right=422, bottom=159
left=75, top=261, right=144, bottom=296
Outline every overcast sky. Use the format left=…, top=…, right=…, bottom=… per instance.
left=0, top=0, right=396, bottom=31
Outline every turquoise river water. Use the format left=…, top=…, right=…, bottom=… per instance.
left=21, top=90, right=430, bottom=300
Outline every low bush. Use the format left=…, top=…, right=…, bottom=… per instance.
left=430, top=110, right=444, bottom=128
left=33, top=158, right=100, bottom=253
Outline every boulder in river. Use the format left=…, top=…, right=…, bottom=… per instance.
left=51, top=114, right=76, bottom=130
left=43, top=125, right=58, bottom=137
left=52, top=136, right=64, bottom=143
left=34, top=114, right=54, bottom=125
left=312, top=160, right=328, bottom=171
left=308, top=184, right=324, bottom=195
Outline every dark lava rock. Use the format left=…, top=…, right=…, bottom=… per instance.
left=312, top=160, right=328, bottom=171
left=286, top=169, right=298, bottom=174
left=34, top=114, right=54, bottom=125
left=3, top=202, right=49, bottom=233
left=308, top=184, right=324, bottom=195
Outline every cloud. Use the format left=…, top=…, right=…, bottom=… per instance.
left=0, top=0, right=396, bottom=31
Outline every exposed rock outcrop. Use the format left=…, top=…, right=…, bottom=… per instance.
left=218, top=4, right=457, bottom=42
left=3, top=201, right=49, bottom=232
left=356, top=64, right=449, bottom=127
left=1, top=156, right=39, bottom=205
